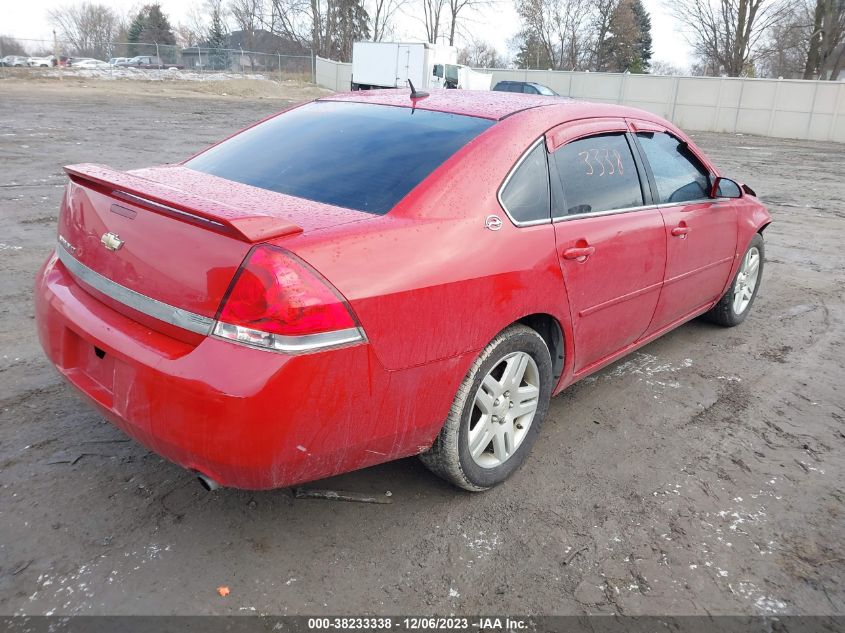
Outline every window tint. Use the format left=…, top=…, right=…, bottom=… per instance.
left=636, top=132, right=710, bottom=204
left=500, top=142, right=551, bottom=223
left=552, top=133, right=644, bottom=216
left=523, top=84, right=539, bottom=94
left=186, top=101, right=494, bottom=215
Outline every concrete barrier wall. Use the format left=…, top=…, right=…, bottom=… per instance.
left=315, top=57, right=845, bottom=142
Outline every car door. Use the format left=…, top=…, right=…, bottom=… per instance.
left=548, top=119, right=667, bottom=374
left=629, top=120, right=738, bottom=333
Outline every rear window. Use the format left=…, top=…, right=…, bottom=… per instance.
left=186, top=100, right=494, bottom=215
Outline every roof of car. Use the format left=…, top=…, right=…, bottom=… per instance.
left=323, top=89, right=577, bottom=121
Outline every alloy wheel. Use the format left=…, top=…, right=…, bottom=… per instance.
left=733, top=246, right=761, bottom=315
left=468, top=351, right=540, bottom=468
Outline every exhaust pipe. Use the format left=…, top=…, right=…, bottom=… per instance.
left=196, top=473, right=221, bottom=491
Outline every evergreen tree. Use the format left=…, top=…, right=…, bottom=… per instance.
left=127, top=13, right=144, bottom=56
left=206, top=3, right=229, bottom=70
left=514, top=31, right=553, bottom=69
left=142, top=5, right=176, bottom=46
left=632, top=0, right=652, bottom=72
left=328, top=0, right=370, bottom=62
left=126, top=4, right=176, bottom=58
left=598, top=0, right=652, bottom=73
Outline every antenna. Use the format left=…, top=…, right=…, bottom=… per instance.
left=408, top=79, right=429, bottom=99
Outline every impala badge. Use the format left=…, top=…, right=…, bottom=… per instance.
left=101, top=232, right=124, bottom=252
left=485, top=215, right=503, bottom=231
left=58, top=234, right=77, bottom=255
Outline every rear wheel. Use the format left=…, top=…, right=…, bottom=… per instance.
left=419, top=324, right=553, bottom=491
left=705, top=233, right=764, bottom=327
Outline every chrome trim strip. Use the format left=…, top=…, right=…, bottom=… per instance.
left=552, top=203, right=658, bottom=223
left=57, top=243, right=215, bottom=336
left=212, top=322, right=366, bottom=354
left=56, top=240, right=367, bottom=354
left=656, top=198, right=717, bottom=209
left=496, top=137, right=553, bottom=228
left=553, top=198, right=724, bottom=222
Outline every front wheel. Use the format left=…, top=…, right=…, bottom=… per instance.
left=419, top=324, right=553, bottom=491
left=704, top=233, right=764, bottom=327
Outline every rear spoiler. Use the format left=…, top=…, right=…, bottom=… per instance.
left=64, top=163, right=303, bottom=243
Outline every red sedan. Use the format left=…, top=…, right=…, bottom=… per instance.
left=35, top=90, right=770, bottom=491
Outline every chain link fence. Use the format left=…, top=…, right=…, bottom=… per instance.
left=0, top=38, right=315, bottom=83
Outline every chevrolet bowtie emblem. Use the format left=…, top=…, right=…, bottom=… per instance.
left=100, top=232, right=124, bottom=252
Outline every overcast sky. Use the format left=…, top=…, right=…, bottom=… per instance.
left=3, top=0, right=692, bottom=68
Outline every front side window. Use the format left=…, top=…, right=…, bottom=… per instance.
left=523, top=84, right=539, bottom=94
left=186, top=101, right=494, bottom=215
left=636, top=132, right=710, bottom=204
left=499, top=142, right=551, bottom=224
left=552, top=133, right=644, bottom=217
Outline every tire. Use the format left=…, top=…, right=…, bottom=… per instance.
left=704, top=233, right=764, bottom=327
left=419, top=324, right=553, bottom=491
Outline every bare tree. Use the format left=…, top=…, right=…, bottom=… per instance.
left=48, top=2, right=120, bottom=59
left=420, top=0, right=448, bottom=43
left=264, top=0, right=368, bottom=60
left=0, top=35, right=27, bottom=56
left=515, top=0, right=593, bottom=69
left=669, top=0, right=790, bottom=76
left=266, top=0, right=312, bottom=49
left=368, top=0, right=408, bottom=41
left=803, top=0, right=845, bottom=78
left=444, top=0, right=490, bottom=46
left=757, top=0, right=813, bottom=77
left=230, top=0, right=264, bottom=67
left=649, top=59, right=686, bottom=74
left=457, top=36, right=503, bottom=66
left=176, top=1, right=213, bottom=46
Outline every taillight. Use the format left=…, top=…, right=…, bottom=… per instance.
left=212, top=245, right=364, bottom=353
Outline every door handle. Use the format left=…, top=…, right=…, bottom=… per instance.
left=562, top=246, right=596, bottom=261
left=671, top=226, right=690, bottom=237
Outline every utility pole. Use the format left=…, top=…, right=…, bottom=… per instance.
left=53, top=29, right=61, bottom=80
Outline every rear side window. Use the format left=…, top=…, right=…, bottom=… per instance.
left=552, top=133, right=644, bottom=216
left=186, top=101, right=494, bottom=215
left=499, top=142, right=550, bottom=224
left=636, top=132, right=710, bottom=204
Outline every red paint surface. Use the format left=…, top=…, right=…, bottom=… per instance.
left=35, top=92, right=771, bottom=489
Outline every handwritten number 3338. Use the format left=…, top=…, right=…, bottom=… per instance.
left=578, top=148, right=625, bottom=177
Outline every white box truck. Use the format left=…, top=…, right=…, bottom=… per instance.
left=351, top=41, right=491, bottom=91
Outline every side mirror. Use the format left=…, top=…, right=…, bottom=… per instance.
left=710, top=176, right=743, bottom=199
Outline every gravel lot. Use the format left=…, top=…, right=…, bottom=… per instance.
left=1, top=81, right=843, bottom=617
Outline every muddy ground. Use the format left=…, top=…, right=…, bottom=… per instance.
left=0, top=80, right=843, bottom=617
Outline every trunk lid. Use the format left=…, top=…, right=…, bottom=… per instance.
left=57, top=163, right=371, bottom=338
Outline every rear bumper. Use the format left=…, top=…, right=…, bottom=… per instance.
left=35, top=252, right=447, bottom=489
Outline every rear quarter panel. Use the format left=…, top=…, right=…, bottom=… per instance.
left=293, top=216, right=565, bottom=371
